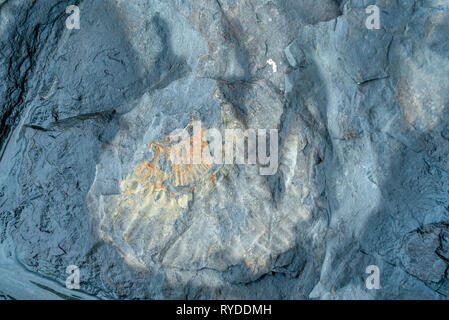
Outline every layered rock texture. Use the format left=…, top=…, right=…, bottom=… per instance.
left=1, top=0, right=449, bottom=299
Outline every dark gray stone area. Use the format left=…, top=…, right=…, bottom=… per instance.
left=0, top=0, right=448, bottom=299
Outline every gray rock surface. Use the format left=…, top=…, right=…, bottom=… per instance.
left=0, top=0, right=449, bottom=299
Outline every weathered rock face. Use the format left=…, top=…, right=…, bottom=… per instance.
left=0, top=0, right=449, bottom=299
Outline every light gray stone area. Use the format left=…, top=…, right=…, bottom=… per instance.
left=0, top=0, right=448, bottom=299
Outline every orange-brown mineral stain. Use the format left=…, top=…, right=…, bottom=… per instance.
left=99, top=122, right=233, bottom=268
left=129, top=142, right=168, bottom=193
left=122, top=122, right=220, bottom=202
left=168, top=127, right=213, bottom=187
left=112, top=123, right=226, bottom=248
